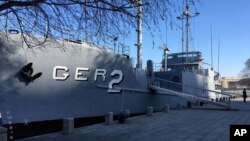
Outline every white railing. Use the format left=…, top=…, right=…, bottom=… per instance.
left=151, top=77, right=231, bottom=108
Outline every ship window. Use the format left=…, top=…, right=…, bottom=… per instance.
left=177, top=54, right=185, bottom=58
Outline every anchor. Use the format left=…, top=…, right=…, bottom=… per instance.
left=18, top=62, right=42, bottom=85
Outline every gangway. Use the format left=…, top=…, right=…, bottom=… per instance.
left=149, top=77, right=231, bottom=110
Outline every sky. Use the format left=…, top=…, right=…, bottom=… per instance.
left=127, top=0, right=250, bottom=77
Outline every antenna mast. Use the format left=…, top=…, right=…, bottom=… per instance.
left=210, top=24, right=213, bottom=70
left=218, top=37, right=220, bottom=74
left=185, top=4, right=190, bottom=62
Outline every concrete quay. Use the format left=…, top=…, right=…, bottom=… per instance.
left=17, top=98, right=250, bottom=141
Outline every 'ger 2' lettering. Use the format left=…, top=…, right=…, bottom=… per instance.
left=53, top=66, right=123, bottom=93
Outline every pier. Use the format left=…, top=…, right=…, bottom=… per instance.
left=17, top=98, right=250, bottom=141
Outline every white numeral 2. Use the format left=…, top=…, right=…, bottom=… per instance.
left=108, top=70, right=124, bottom=93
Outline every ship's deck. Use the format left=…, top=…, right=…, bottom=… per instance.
left=18, top=98, right=250, bottom=141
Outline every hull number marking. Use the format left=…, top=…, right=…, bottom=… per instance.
left=53, top=66, right=123, bottom=93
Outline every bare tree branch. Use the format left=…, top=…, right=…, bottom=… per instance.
left=241, top=58, right=250, bottom=78
left=0, top=0, right=193, bottom=49
left=0, top=0, right=45, bottom=11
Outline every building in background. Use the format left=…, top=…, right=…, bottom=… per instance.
left=221, top=77, right=249, bottom=90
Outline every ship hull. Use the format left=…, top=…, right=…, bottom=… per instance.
left=0, top=36, right=185, bottom=125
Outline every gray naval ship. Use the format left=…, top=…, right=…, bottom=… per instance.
left=0, top=3, right=231, bottom=140
left=0, top=33, right=232, bottom=139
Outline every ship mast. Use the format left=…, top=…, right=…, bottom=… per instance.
left=177, top=1, right=199, bottom=65
left=135, top=0, right=142, bottom=69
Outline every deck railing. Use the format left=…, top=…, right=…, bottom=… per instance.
left=151, top=77, right=231, bottom=107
